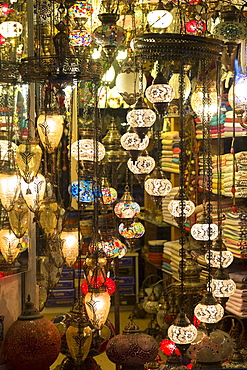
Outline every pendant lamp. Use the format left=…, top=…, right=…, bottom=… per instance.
left=16, top=139, right=42, bottom=184
left=8, top=194, right=29, bottom=238
left=60, top=228, right=80, bottom=267
left=21, top=173, right=46, bottom=212
left=37, top=111, right=64, bottom=154
left=0, top=169, right=20, bottom=211
left=0, top=227, right=20, bottom=264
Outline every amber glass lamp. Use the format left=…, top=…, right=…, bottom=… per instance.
left=37, top=111, right=64, bottom=153
left=37, top=197, right=61, bottom=239
left=0, top=169, right=20, bottom=211
left=8, top=195, right=29, bottom=238
left=16, top=139, right=42, bottom=184
left=60, top=228, right=80, bottom=267
left=0, top=227, right=20, bottom=264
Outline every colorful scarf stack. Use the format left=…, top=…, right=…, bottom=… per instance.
left=223, top=212, right=247, bottom=258
left=161, top=131, right=180, bottom=174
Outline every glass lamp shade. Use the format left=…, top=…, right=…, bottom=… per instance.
left=168, top=197, right=195, bottom=218
left=194, top=292, right=224, bottom=324
left=0, top=170, right=20, bottom=211
left=145, top=168, right=172, bottom=197
left=185, top=20, right=206, bottom=35
left=38, top=198, right=60, bottom=239
left=213, top=21, right=247, bottom=43
left=93, top=13, right=126, bottom=48
left=89, top=237, right=127, bottom=259
left=37, top=112, right=64, bottom=154
left=16, top=140, right=42, bottom=184
left=68, top=1, right=94, bottom=18
left=21, top=173, right=46, bottom=212
left=8, top=195, right=29, bottom=238
left=143, top=292, right=159, bottom=314
left=191, top=222, right=218, bottom=241
left=168, top=312, right=197, bottom=345
left=228, top=75, right=247, bottom=119
left=66, top=323, right=92, bottom=362
left=191, top=86, right=218, bottom=119
left=0, top=21, right=22, bottom=37
left=84, top=289, right=111, bottom=330
left=118, top=221, right=145, bottom=239
left=115, top=68, right=147, bottom=106
left=102, top=66, right=115, bottom=85
left=114, top=200, right=140, bottom=218
left=68, top=180, right=95, bottom=203
left=69, top=29, right=92, bottom=46
left=147, top=8, right=173, bottom=28
left=120, top=132, right=149, bottom=151
left=211, top=269, right=236, bottom=298
left=168, top=73, right=191, bottom=100
left=71, top=139, right=105, bottom=162
left=205, top=249, right=234, bottom=269
left=101, top=187, right=117, bottom=205
left=127, top=155, right=155, bottom=175
left=60, top=229, right=80, bottom=267
left=0, top=228, right=20, bottom=264
left=3, top=296, right=61, bottom=370
left=0, top=140, right=17, bottom=161
left=126, top=102, right=156, bottom=129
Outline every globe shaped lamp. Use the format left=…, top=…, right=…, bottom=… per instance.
left=3, top=295, right=61, bottom=370
left=106, top=318, right=159, bottom=368
left=145, top=72, right=175, bottom=115
left=89, top=237, right=127, bottom=259
left=121, top=132, right=149, bottom=152
left=211, top=268, right=236, bottom=299
left=143, top=291, right=159, bottom=314
left=191, top=220, right=218, bottom=241
left=168, top=312, right=198, bottom=347
left=205, top=237, right=234, bottom=268
left=16, top=139, right=42, bottom=184
left=127, top=154, right=155, bottom=175
left=0, top=20, right=22, bottom=37
left=101, top=187, right=118, bottom=205
left=147, top=0, right=173, bottom=29
left=194, top=291, right=224, bottom=324
left=119, top=221, right=145, bottom=239
left=168, top=192, right=195, bottom=219
left=37, top=111, right=64, bottom=154
left=145, top=167, right=172, bottom=199
left=114, top=187, right=140, bottom=219
left=191, top=85, right=218, bottom=120
left=68, top=1, right=93, bottom=19
left=68, top=180, right=95, bottom=203
left=71, top=139, right=105, bottom=162
left=168, top=72, right=191, bottom=101
left=126, top=97, right=156, bottom=139
left=213, top=19, right=247, bottom=44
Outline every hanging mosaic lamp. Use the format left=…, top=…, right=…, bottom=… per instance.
left=106, top=317, right=158, bottom=368
left=16, top=139, right=42, bottom=184
left=126, top=97, right=156, bottom=139
left=3, top=295, right=61, bottom=370
left=71, top=139, right=105, bottom=162
left=114, top=185, right=140, bottom=219
left=168, top=311, right=197, bottom=346
left=0, top=227, right=20, bottom=264
left=145, top=71, right=175, bottom=115
left=194, top=291, right=224, bottom=324
left=144, top=167, right=172, bottom=199
left=37, top=111, right=64, bottom=154
left=21, top=173, right=46, bottom=212
left=191, top=217, right=218, bottom=241
left=84, top=287, right=111, bottom=331
left=101, top=186, right=118, bottom=205
left=93, top=13, right=126, bottom=62
left=205, top=237, right=234, bottom=268
left=88, top=237, right=127, bottom=259
left=147, top=0, right=173, bottom=29
left=121, top=131, right=149, bottom=160
left=66, top=298, right=93, bottom=364
left=191, top=85, right=218, bottom=120
left=168, top=192, right=195, bottom=219
left=68, top=179, right=95, bottom=203
left=60, top=228, right=80, bottom=267
left=8, top=194, right=29, bottom=238
left=118, top=221, right=145, bottom=239
left=0, top=169, right=20, bottom=211
left=127, top=152, right=155, bottom=175
left=211, top=268, right=236, bottom=299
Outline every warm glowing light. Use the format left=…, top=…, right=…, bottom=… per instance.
left=21, top=173, right=46, bottom=212
left=60, top=229, right=80, bottom=267
left=169, top=73, right=191, bottom=100
left=16, top=140, right=43, bottom=184
left=211, top=269, right=236, bottom=298
left=8, top=196, right=29, bottom=238
left=147, top=8, right=173, bottom=28
left=194, top=292, right=224, bottom=324
left=118, top=221, right=145, bottom=239
left=191, top=222, right=218, bottom=241
left=168, top=198, right=195, bottom=218
left=127, top=155, right=155, bottom=174
left=168, top=312, right=197, bottom=345
left=191, top=86, right=218, bottom=119
left=121, top=132, right=149, bottom=151
left=66, top=323, right=92, bottom=362
left=116, top=69, right=147, bottom=106
left=205, top=250, right=234, bottom=269
left=71, top=139, right=105, bottom=162
left=84, top=290, right=111, bottom=330
left=145, top=168, right=172, bottom=197
left=37, top=112, right=64, bottom=153
left=0, top=171, right=20, bottom=211
left=0, top=228, right=20, bottom=264
left=0, top=21, right=22, bottom=37
left=114, top=200, right=140, bottom=219
left=145, top=79, right=175, bottom=104
left=126, top=105, right=156, bottom=128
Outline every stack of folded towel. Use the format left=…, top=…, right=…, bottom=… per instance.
left=162, top=240, right=181, bottom=279
left=225, top=288, right=247, bottom=318
left=223, top=212, right=247, bottom=258
left=161, top=131, right=180, bottom=174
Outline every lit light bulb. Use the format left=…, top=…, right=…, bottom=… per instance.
left=21, top=173, right=46, bottom=212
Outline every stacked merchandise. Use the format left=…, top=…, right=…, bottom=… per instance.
left=198, top=151, right=247, bottom=198
left=162, top=187, right=180, bottom=227
left=148, top=239, right=167, bottom=268
left=223, top=211, right=247, bottom=259
left=162, top=240, right=181, bottom=279
left=193, top=199, right=242, bottom=224
left=161, top=131, right=180, bottom=174
left=225, top=287, right=247, bottom=318
left=195, top=111, right=247, bottom=139
left=46, top=265, right=75, bottom=307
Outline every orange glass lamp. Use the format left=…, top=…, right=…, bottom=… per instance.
left=60, top=228, right=80, bottom=267
left=0, top=169, right=20, bottom=211
left=0, top=227, right=20, bottom=264
left=84, top=287, right=111, bottom=331
left=37, top=112, right=64, bottom=153
left=16, top=139, right=42, bottom=184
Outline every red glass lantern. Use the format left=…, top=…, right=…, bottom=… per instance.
left=186, top=20, right=206, bottom=35
left=3, top=295, right=61, bottom=370
left=106, top=318, right=158, bottom=368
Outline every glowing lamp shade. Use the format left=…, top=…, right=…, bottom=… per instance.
left=0, top=171, right=20, bottom=211
left=211, top=269, right=236, bottom=298
left=213, top=21, right=247, bottom=43
left=126, top=106, right=156, bottom=128
left=37, top=112, right=64, bottom=153
left=194, top=292, right=224, bottom=324
left=191, top=86, right=218, bottom=119
left=168, top=198, right=195, bottom=218
left=38, top=198, right=60, bottom=239
left=60, top=229, right=80, bottom=267
left=68, top=180, right=94, bottom=203
left=145, top=168, right=172, bottom=197
left=168, top=312, right=197, bottom=345
left=102, top=66, right=115, bottom=85
left=8, top=196, right=29, bottom=239
left=127, top=155, right=155, bottom=175
left=114, top=200, right=140, bottom=219
left=119, top=221, right=145, bottom=239
left=168, top=73, right=191, bottom=100
left=0, top=140, right=17, bottom=161
left=115, top=69, right=147, bottom=106
left=16, top=141, right=42, bottom=184
left=121, top=132, right=149, bottom=151
left=0, top=228, right=20, bottom=264
left=71, top=139, right=105, bottom=162
left=69, top=30, right=92, bottom=46
left=186, top=20, right=206, bottom=34
left=66, top=322, right=92, bottom=362
left=191, top=222, right=218, bottom=241
left=21, top=173, right=46, bottom=212
left=0, top=21, right=23, bottom=37
left=228, top=74, right=247, bottom=117
left=93, top=13, right=126, bottom=50
left=90, top=237, right=127, bottom=259
left=68, top=1, right=94, bottom=18
left=205, top=250, right=234, bottom=269
left=102, top=187, right=117, bottom=205
left=84, top=290, right=111, bottom=330
left=145, top=77, right=175, bottom=104
left=147, top=9, right=173, bottom=28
